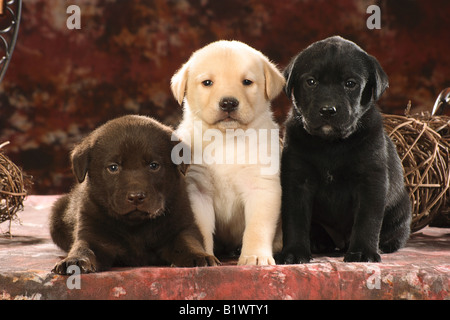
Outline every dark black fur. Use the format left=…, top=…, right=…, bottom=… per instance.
left=50, top=115, right=218, bottom=274
left=277, top=36, right=411, bottom=263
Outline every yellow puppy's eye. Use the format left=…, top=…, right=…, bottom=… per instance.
left=242, top=79, right=253, bottom=86
left=202, top=80, right=213, bottom=87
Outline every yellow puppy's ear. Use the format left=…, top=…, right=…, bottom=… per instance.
left=171, top=61, right=190, bottom=105
left=263, top=59, right=286, bottom=101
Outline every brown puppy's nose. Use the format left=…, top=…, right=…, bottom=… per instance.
left=219, top=97, right=239, bottom=113
left=127, top=191, right=147, bottom=205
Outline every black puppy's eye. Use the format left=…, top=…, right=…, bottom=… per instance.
left=149, top=161, right=160, bottom=171
left=107, top=163, right=120, bottom=174
left=306, top=78, right=317, bottom=87
left=345, top=80, right=357, bottom=88
left=202, top=80, right=213, bottom=87
left=242, top=79, right=253, bottom=86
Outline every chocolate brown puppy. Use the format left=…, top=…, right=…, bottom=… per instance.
left=50, top=115, right=218, bottom=274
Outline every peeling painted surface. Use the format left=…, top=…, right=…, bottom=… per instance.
left=0, top=196, right=449, bottom=300
left=111, top=286, right=126, bottom=298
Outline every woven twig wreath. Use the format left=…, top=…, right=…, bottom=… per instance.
left=0, top=141, right=32, bottom=235
left=383, top=111, right=450, bottom=232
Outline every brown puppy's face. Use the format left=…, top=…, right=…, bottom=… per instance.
left=171, top=40, right=285, bottom=131
left=71, top=115, right=186, bottom=222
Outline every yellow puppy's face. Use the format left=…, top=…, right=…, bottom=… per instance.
left=171, top=41, right=285, bottom=130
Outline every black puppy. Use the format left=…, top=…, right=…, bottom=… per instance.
left=278, top=36, right=411, bottom=263
left=50, top=115, right=219, bottom=274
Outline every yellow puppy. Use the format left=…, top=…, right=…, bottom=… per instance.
left=171, top=40, right=285, bottom=265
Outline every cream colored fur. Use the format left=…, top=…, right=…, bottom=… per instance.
left=171, top=40, right=285, bottom=265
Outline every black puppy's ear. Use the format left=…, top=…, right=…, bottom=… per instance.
left=71, top=138, right=92, bottom=183
left=370, top=55, right=389, bottom=100
left=362, top=55, right=389, bottom=103
left=283, top=58, right=296, bottom=98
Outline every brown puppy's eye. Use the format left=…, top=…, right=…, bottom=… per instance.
left=107, top=163, right=120, bottom=174
left=243, top=79, right=253, bottom=86
left=149, top=162, right=160, bottom=171
left=202, top=80, right=213, bottom=87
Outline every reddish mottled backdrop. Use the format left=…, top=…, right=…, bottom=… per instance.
left=0, top=0, right=449, bottom=194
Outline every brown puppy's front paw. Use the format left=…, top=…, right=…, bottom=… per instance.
left=203, top=254, right=221, bottom=267
left=173, top=252, right=221, bottom=267
left=52, top=256, right=97, bottom=275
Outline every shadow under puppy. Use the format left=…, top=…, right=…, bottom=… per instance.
left=278, top=36, right=411, bottom=264
left=50, top=115, right=218, bottom=274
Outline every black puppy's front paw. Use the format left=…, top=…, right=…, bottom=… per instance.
left=275, top=249, right=311, bottom=264
left=344, top=250, right=381, bottom=263
left=52, top=256, right=97, bottom=275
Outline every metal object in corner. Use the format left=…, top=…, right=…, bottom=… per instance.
left=432, top=88, right=450, bottom=116
left=0, top=0, right=22, bottom=84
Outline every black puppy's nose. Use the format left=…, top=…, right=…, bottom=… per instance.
left=319, top=106, right=337, bottom=117
left=127, top=191, right=147, bottom=205
left=219, top=97, right=239, bottom=112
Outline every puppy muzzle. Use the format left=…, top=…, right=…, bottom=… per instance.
left=112, top=190, right=165, bottom=220
left=213, top=96, right=242, bottom=127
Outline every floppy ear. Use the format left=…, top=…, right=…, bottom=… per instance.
left=263, top=59, right=286, bottom=101
left=170, top=61, right=190, bottom=105
left=71, top=138, right=92, bottom=183
left=178, top=162, right=189, bottom=176
left=362, top=54, right=389, bottom=103
left=282, top=57, right=297, bottom=98
left=170, top=132, right=191, bottom=176
left=370, top=55, right=389, bottom=100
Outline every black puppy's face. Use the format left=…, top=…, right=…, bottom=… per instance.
left=71, top=116, right=187, bottom=222
left=284, top=36, right=388, bottom=140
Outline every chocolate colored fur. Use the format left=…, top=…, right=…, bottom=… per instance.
left=50, top=115, right=218, bottom=274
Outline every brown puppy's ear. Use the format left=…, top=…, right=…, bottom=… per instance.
left=171, top=60, right=190, bottom=105
left=71, top=138, right=92, bottom=183
left=170, top=133, right=190, bottom=176
left=263, top=58, right=286, bottom=101
left=178, top=162, right=189, bottom=176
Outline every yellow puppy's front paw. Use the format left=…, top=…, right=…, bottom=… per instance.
left=237, top=255, right=275, bottom=266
